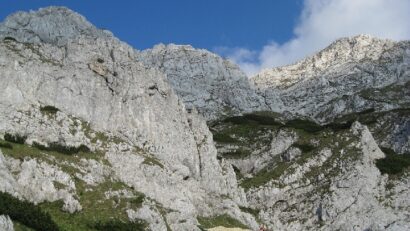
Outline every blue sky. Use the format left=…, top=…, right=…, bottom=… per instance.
left=1, top=0, right=410, bottom=75
left=0, top=0, right=303, bottom=50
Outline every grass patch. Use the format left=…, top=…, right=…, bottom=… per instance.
left=221, top=148, right=251, bottom=159
left=0, top=141, right=13, bottom=149
left=240, top=160, right=291, bottom=190
left=40, top=181, right=146, bottom=231
left=93, top=220, right=145, bottom=231
left=197, top=214, right=249, bottom=229
left=0, top=139, right=102, bottom=173
left=292, top=143, right=315, bottom=153
left=4, top=133, right=27, bottom=144
left=213, top=133, right=238, bottom=143
left=32, top=141, right=90, bottom=155
left=376, top=147, right=410, bottom=175
left=285, top=119, right=323, bottom=133
left=0, top=191, right=59, bottom=231
left=13, top=221, right=35, bottom=231
left=142, top=155, right=164, bottom=169
left=239, top=206, right=260, bottom=222
left=224, top=112, right=281, bottom=126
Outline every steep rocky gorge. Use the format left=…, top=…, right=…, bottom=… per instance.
left=0, top=6, right=409, bottom=231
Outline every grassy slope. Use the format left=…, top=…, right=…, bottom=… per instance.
left=0, top=139, right=147, bottom=231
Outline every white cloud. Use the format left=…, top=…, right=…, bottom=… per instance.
left=217, top=0, right=410, bottom=76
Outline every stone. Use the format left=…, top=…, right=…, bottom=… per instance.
left=0, top=215, right=14, bottom=231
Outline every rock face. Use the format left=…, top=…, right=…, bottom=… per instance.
left=0, top=6, right=252, bottom=230
left=252, top=35, right=410, bottom=122
left=0, top=6, right=112, bottom=46
left=138, top=44, right=266, bottom=120
left=0, top=215, right=14, bottom=231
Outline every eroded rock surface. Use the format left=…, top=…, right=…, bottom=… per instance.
left=138, top=44, right=267, bottom=120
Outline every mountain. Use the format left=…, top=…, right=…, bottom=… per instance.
left=0, top=6, right=409, bottom=231
left=0, top=7, right=251, bottom=231
left=251, top=35, right=410, bottom=155
left=137, top=43, right=266, bottom=120
left=252, top=35, right=410, bottom=122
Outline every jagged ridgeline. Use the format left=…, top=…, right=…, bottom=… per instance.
left=0, top=6, right=409, bottom=231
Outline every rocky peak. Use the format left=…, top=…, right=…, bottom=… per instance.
left=250, top=34, right=410, bottom=124
left=0, top=6, right=112, bottom=46
left=138, top=43, right=267, bottom=120
left=252, top=34, right=398, bottom=89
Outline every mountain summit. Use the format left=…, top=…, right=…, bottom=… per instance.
left=0, top=6, right=112, bottom=46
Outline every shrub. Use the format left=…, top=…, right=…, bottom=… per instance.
left=376, top=147, right=410, bottom=175
left=240, top=161, right=290, bottom=190
left=221, top=148, right=251, bottom=159
left=130, top=194, right=145, bottom=207
left=3, top=36, right=16, bottom=41
left=285, top=119, right=323, bottom=133
left=293, top=143, right=315, bottom=153
left=224, top=113, right=281, bottom=126
left=197, top=214, right=249, bottom=229
left=40, top=105, right=59, bottom=115
left=32, top=141, right=90, bottom=155
left=0, top=141, right=13, bottom=149
left=0, top=191, right=59, bottom=231
left=93, top=220, right=145, bottom=231
left=213, top=133, right=237, bottom=143
left=4, top=133, right=27, bottom=144
left=325, top=121, right=353, bottom=131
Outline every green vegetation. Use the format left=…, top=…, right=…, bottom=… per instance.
left=40, top=105, right=59, bottom=116
left=32, top=141, right=90, bottom=155
left=224, top=112, right=282, bottom=126
left=197, top=214, right=249, bottom=229
left=232, top=165, right=244, bottom=180
left=212, top=133, right=238, bottom=143
left=359, top=81, right=410, bottom=105
left=0, top=191, right=59, bottom=231
left=376, top=147, right=410, bottom=175
left=40, top=181, right=146, bottom=231
left=4, top=133, right=27, bottom=144
left=0, top=140, right=13, bottom=149
left=142, top=155, right=164, bottom=169
left=292, top=143, right=316, bottom=153
left=0, top=139, right=146, bottom=230
left=221, top=148, right=251, bottom=159
left=3, top=36, right=17, bottom=41
left=284, top=119, right=323, bottom=133
left=331, top=108, right=378, bottom=127
left=240, top=159, right=291, bottom=190
left=0, top=139, right=101, bottom=167
left=211, top=112, right=281, bottom=159
left=13, top=221, right=35, bottom=231
left=93, top=220, right=144, bottom=231
left=239, top=206, right=260, bottom=222
left=79, top=119, right=124, bottom=145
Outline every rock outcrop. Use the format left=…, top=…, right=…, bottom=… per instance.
left=252, top=35, right=410, bottom=123
left=138, top=44, right=266, bottom=120
left=0, top=6, right=253, bottom=230
left=0, top=215, right=14, bottom=231
left=0, top=6, right=112, bottom=46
